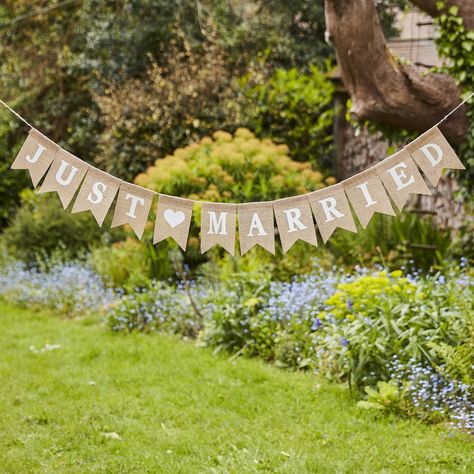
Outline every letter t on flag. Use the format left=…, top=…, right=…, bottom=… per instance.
left=200, top=202, right=236, bottom=255
left=111, top=182, right=154, bottom=239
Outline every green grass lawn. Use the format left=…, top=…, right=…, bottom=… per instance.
left=0, top=303, right=473, bottom=473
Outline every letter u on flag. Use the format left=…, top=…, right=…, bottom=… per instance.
left=238, top=202, right=275, bottom=255
left=39, top=149, right=89, bottom=208
left=406, top=127, right=465, bottom=186
left=11, top=129, right=59, bottom=187
left=200, top=202, right=237, bottom=255
left=111, top=182, right=154, bottom=239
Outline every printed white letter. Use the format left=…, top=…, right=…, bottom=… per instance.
left=283, top=208, right=307, bottom=233
left=318, top=197, right=344, bottom=222
left=387, top=162, right=415, bottom=190
left=356, top=182, right=378, bottom=208
left=87, top=182, right=107, bottom=205
left=247, top=212, right=267, bottom=237
left=419, top=143, right=443, bottom=167
left=26, top=144, right=46, bottom=164
left=208, top=212, right=228, bottom=235
left=125, top=193, right=145, bottom=218
left=55, top=160, right=78, bottom=186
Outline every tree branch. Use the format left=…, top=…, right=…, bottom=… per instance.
left=410, top=0, right=474, bottom=30
left=324, top=0, right=468, bottom=145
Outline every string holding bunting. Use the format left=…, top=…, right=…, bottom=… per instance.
left=3, top=92, right=472, bottom=256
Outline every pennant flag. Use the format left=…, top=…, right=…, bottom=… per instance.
left=11, top=129, right=59, bottom=187
left=111, top=182, right=154, bottom=239
left=238, top=202, right=275, bottom=255
left=377, top=150, right=431, bottom=210
left=200, top=202, right=237, bottom=255
left=406, top=127, right=465, bottom=186
left=71, top=167, right=121, bottom=226
left=154, top=194, right=194, bottom=250
left=308, top=184, right=357, bottom=243
left=344, top=169, right=395, bottom=229
left=273, top=195, right=317, bottom=253
left=39, top=149, right=89, bottom=208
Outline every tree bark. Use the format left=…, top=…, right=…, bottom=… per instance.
left=324, top=0, right=468, bottom=145
left=410, top=0, right=474, bottom=29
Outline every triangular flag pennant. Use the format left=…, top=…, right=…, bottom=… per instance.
left=71, top=167, right=121, bottom=226
left=39, top=149, right=89, bottom=208
left=200, top=202, right=237, bottom=255
left=406, top=126, right=465, bottom=186
left=154, top=194, right=194, bottom=250
left=308, top=184, right=357, bottom=243
left=111, top=182, right=154, bottom=239
left=11, top=129, right=59, bottom=187
left=344, top=169, right=395, bottom=229
left=376, top=150, right=431, bottom=210
left=238, top=202, right=275, bottom=255
left=273, top=195, right=317, bottom=253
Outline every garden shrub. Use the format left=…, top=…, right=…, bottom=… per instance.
left=239, top=65, right=334, bottom=165
left=0, top=190, right=115, bottom=263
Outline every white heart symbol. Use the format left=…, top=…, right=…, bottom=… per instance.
left=163, top=209, right=185, bottom=228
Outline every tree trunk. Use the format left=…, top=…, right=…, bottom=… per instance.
left=324, top=0, right=468, bottom=145
left=410, top=0, right=474, bottom=29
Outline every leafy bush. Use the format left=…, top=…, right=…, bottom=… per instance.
left=0, top=261, right=114, bottom=317
left=0, top=190, right=114, bottom=263
left=327, top=213, right=453, bottom=271
left=322, top=269, right=471, bottom=388
left=240, top=65, right=334, bottom=165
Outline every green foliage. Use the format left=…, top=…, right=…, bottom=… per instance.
left=327, top=212, right=453, bottom=271
left=240, top=65, right=334, bottom=165
left=135, top=128, right=332, bottom=260
left=435, top=1, right=474, bottom=193
left=323, top=269, right=471, bottom=389
left=89, top=238, right=182, bottom=290
left=0, top=191, right=111, bottom=263
left=357, top=381, right=400, bottom=411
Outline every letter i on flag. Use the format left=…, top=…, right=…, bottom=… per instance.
left=200, top=202, right=237, bottom=255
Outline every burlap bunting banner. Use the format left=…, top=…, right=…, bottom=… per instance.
left=111, top=182, right=154, bottom=239
left=238, top=202, right=275, bottom=255
left=154, top=194, right=194, bottom=250
left=201, top=202, right=237, bottom=255
left=406, top=126, right=465, bottom=186
left=376, top=150, right=431, bottom=210
left=344, top=169, right=395, bottom=229
left=71, top=168, right=121, bottom=226
left=10, top=129, right=59, bottom=187
left=273, top=195, right=317, bottom=253
left=7, top=118, right=467, bottom=256
left=39, top=149, right=89, bottom=208
left=308, top=184, right=357, bottom=243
